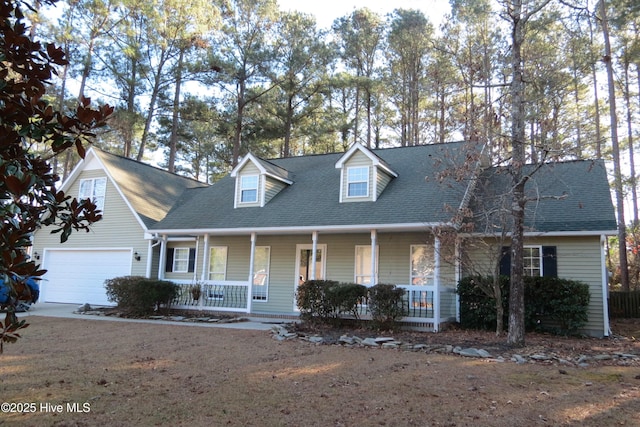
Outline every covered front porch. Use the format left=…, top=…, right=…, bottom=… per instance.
left=149, top=227, right=460, bottom=331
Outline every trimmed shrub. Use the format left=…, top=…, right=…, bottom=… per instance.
left=326, top=282, right=368, bottom=319
left=367, top=284, right=406, bottom=329
left=457, top=275, right=590, bottom=335
left=457, top=275, right=509, bottom=331
left=524, top=276, right=590, bottom=335
left=296, top=280, right=367, bottom=324
left=105, top=276, right=179, bottom=316
left=296, top=280, right=336, bottom=322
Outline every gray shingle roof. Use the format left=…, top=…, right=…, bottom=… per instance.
left=470, top=159, right=617, bottom=233
left=140, top=144, right=616, bottom=235
left=151, top=143, right=471, bottom=232
left=95, top=149, right=209, bottom=228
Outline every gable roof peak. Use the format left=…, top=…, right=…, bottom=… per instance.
left=230, top=152, right=293, bottom=184
left=335, top=142, right=398, bottom=177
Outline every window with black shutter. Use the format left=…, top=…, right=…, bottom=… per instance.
left=499, top=246, right=557, bottom=278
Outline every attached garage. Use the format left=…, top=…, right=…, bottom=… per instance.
left=41, top=249, right=133, bottom=305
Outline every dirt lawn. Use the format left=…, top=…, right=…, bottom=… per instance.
left=1, top=317, right=639, bottom=427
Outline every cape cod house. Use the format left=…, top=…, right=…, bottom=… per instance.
left=31, top=142, right=617, bottom=336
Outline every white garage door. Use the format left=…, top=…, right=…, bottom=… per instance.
left=42, top=250, right=132, bottom=305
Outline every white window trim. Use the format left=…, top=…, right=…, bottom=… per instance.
left=252, top=246, right=270, bottom=302
left=524, top=245, right=543, bottom=277
left=239, top=175, right=259, bottom=204
left=78, top=177, right=107, bottom=211
left=346, top=166, right=370, bottom=198
left=172, top=247, right=190, bottom=273
left=354, top=245, right=378, bottom=285
left=208, top=246, right=228, bottom=281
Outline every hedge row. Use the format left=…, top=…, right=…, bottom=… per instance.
left=296, top=280, right=406, bottom=328
left=457, top=275, right=590, bottom=335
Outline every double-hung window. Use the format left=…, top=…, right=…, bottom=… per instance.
left=410, top=245, right=435, bottom=285
left=347, top=166, right=369, bottom=198
left=208, top=246, right=228, bottom=281
left=172, top=248, right=190, bottom=272
left=252, top=246, right=270, bottom=301
left=355, top=245, right=378, bottom=285
left=79, top=177, right=107, bottom=211
left=523, top=246, right=542, bottom=277
left=240, top=175, right=259, bottom=203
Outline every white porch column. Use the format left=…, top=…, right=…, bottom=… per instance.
left=193, top=236, right=200, bottom=282
left=370, top=229, right=378, bottom=285
left=145, top=239, right=153, bottom=278
left=311, top=231, right=318, bottom=280
left=433, top=236, right=441, bottom=332
left=158, top=234, right=168, bottom=280
left=201, top=233, right=210, bottom=282
left=247, top=232, right=257, bottom=313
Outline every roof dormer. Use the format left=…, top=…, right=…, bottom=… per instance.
left=335, top=143, right=398, bottom=203
left=230, top=153, right=293, bottom=208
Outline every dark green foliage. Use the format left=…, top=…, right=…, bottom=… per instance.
left=367, top=284, right=406, bottom=329
left=296, top=280, right=367, bottom=324
left=524, top=276, right=590, bottom=335
left=457, top=275, right=590, bottom=335
left=327, top=282, right=368, bottom=319
left=457, top=275, right=509, bottom=331
left=105, top=276, right=179, bottom=316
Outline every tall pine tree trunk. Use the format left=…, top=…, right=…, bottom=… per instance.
left=600, top=0, right=630, bottom=291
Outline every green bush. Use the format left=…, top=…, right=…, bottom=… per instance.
left=367, top=284, right=406, bottom=329
left=104, top=276, right=179, bottom=316
left=457, top=275, right=590, bottom=335
left=296, top=280, right=367, bottom=324
left=457, top=275, right=509, bottom=331
left=326, top=282, right=368, bottom=319
left=524, top=276, right=590, bottom=335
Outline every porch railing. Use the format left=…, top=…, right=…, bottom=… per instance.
left=171, top=280, right=250, bottom=313
left=169, top=280, right=458, bottom=327
left=353, top=284, right=458, bottom=328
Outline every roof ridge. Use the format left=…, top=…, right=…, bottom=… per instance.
left=93, top=146, right=209, bottom=186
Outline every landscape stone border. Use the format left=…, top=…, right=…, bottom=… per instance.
left=270, top=325, right=640, bottom=368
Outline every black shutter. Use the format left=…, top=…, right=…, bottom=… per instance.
left=165, top=248, right=174, bottom=272
left=188, top=248, right=196, bottom=273
left=499, top=246, right=511, bottom=276
left=542, top=246, right=557, bottom=278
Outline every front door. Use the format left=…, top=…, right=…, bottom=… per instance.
left=294, top=244, right=326, bottom=310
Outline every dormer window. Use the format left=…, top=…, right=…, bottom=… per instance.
left=347, top=166, right=369, bottom=198
left=240, top=175, right=259, bottom=203
left=335, top=143, right=397, bottom=203
left=231, top=153, right=293, bottom=208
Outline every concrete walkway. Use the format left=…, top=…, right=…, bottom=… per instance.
left=19, top=302, right=293, bottom=331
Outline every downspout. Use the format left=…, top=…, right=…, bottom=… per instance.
left=311, top=231, right=318, bottom=280
left=247, top=232, right=256, bottom=314
left=147, top=234, right=162, bottom=278
left=601, top=234, right=611, bottom=337
left=370, top=229, right=378, bottom=285
left=434, top=236, right=441, bottom=332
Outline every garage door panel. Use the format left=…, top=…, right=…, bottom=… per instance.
left=42, top=250, right=132, bottom=305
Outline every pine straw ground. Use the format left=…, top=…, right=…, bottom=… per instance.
left=0, top=316, right=638, bottom=427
